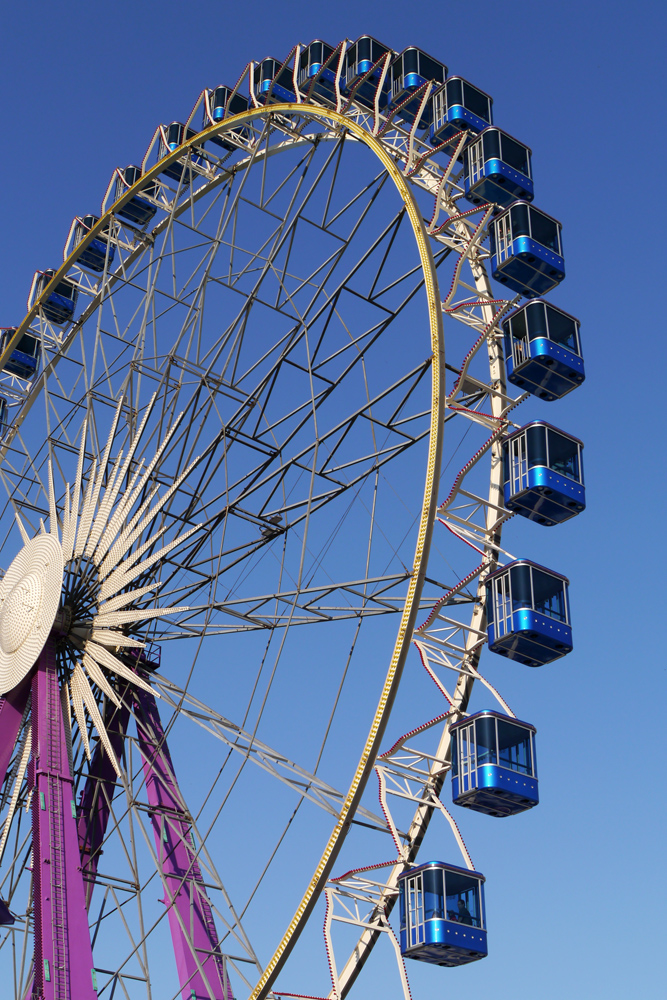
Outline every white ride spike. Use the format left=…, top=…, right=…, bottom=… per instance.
left=83, top=400, right=123, bottom=558
left=96, top=411, right=186, bottom=566
left=0, top=724, right=32, bottom=866
left=85, top=448, right=123, bottom=557
left=103, top=453, right=203, bottom=575
left=67, top=419, right=88, bottom=560
left=74, top=457, right=98, bottom=558
left=82, top=652, right=122, bottom=707
left=92, top=605, right=190, bottom=628
left=61, top=484, right=73, bottom=561
left=83, top=640, right=156, bottom=695
left=70, top=666, right=91, bottom=760
left=99, top=524, right=201, bottom=600
left=89, top=630, right=146, bottom=649
left=98, top=489, right=163, bottom=580
left=94, top=460, right=147, bottom=564
left=92, top=392, right=159, bottom=562
left=47, top=460, right=59, bottom=541
left=76, top=665, right=120, bottom=776
left=97, top=583, right=162, bottom=614
left=14, top=511, right=29, bottom=546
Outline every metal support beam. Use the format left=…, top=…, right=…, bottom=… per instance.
left=31, top=637, right=97, bottom=1000
left=0, top=675, right=31, bottom=789
left=133, top=685, right=232, bottom=1000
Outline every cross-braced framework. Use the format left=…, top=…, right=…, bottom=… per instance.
left=0, top=42, right=536, bottom=1000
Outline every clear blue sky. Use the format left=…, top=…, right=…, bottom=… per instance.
left=1, top=2, right=665, bottom=998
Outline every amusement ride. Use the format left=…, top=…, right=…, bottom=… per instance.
left=0, top=36, right=585, bottom=1000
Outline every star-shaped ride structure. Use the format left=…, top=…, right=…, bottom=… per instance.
left=0, top=394, right=201, bottom=775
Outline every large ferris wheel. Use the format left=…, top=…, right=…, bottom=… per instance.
left=0, top=37, right=586, bottom=1000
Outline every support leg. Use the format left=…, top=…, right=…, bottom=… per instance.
left=0, top=674, right=31, bottom=788
left=31, top=638, right=97, bottom=1000
left=133, top=686, right=232, bottom=1000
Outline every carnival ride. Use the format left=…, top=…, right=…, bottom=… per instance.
left=0, top=36, right=585, bottom=1000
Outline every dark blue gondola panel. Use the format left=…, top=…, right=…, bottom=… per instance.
left=504, top=422, right=585, bottom=525
left=202, top=86, right=250, bottom=150
left=486, top=560, right=572, bottom=666
left=342, top=35, right=393, bottom=110
left=388, top=48, right=447, bottom=128
left=464, top=127, right=533, bottom=207
left=503, top=300, right=585, bottom=400
left=0, top=396, right=7, bottom=435
left=253, top=57, right=296, bottom=104
left=490, top=201, right=565, bottom=298
left=32, top=270, right=78, bottom=326
left=73, top=215, right=116, bottom=273
left=158, top=123, right=204, bottom=182
left=398, top=862, right=487, bottom=967
left=431, top=77, right=493, bottom=151
left=450, top=711, right=538, bottom=817
left=0, top=898, right=14, bottom=925
left=298, top=40, right=337, bottom=100
left=114, top=166, right=158, bottom=227
left=0, top=328, right=40, bottom=379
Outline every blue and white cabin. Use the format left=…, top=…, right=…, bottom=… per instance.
left=29, top=270, right=78, bottom=326
left=398, top=862, right=487, bottom=967
left=450, top=711, right=538, bottom=817
left=72, top=215, right=116, bottom=273
left=252, top=57, right=297, bottom=104
left=464, top=127, right=533, bottom=208
left=113, top=166, right=158, bottom=227
left=158, top=122, right=203, bottom=182
left=202, top=86, right=250, bottom=150
left=504, top=421, right=585, bottom=525
left=503, top=300, right=585, bottom=400
left=298, top=40, right=338, bottom=100
left=486, top=560, right=572, bottom=666
left=0, top=328, right=40, bottom=379
left=388, top=48, right=447, bottom=128
left=490, top=201, right=565, bottom=298
left=342, top=35, right=394, bottom=109
left=431, top=77, right=493, bottom=150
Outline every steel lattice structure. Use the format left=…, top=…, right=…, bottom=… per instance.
left=0, top=42, right=555, bottom=1000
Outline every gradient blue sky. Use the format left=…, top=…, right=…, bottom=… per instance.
left=1, top=2, right=665, bottom=998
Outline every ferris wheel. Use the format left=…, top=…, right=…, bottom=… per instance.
left=0, top=36, right=586, bottom=1000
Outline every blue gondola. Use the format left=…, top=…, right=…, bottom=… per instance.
left=464, top=127, right=533, bottom=207
left=490, top=201, right=565, bottom=298
left=298, top=40, right=338, bottom=101
left=0, top=396, right=7, bottom=434
left=503, top=299, right=585, bottom=400
left=450, top=711, right=538, bottom=817
left=342, top=35, right=393, bottom=110
left=30, top=270, right=78, bottom=326
left=388, top=47, right=447, bottom=128
left=202, top=85, right=250, bottom=150
left=504, top=421, right=585, bottom=525
left=486, top=560, right=572, bottom=666
left=252, top=57, right=297, bottom=104
left=430, top=77, right=493, bottom=151
left=114, top=166, right=158, bottom=227
left=158, top=122, right=205, bottom=183
left=0, top=898, right=13, bottom=925
left=398, top=862, right=487, bottom=967
left=72, top=214, right=116, bottom=273
left=0, top=328, right=40, bottom=379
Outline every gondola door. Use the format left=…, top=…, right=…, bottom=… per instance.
left=458, top=721, right=476, bottom=794
left=405, top=871, right=425, bottom=947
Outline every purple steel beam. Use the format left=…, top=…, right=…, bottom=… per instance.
left=0, top=674, right=31, bottom=789
left=31, top=638, right=97, bottom=1000
left=133, top=686, right=232, bottom=1000
left=77, top=695, right=130, bottom=908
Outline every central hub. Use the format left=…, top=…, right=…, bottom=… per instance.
left=0, top=574, right=43, bottom=654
